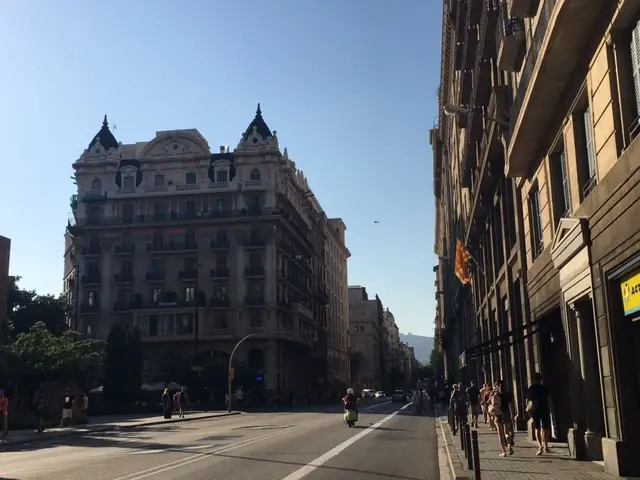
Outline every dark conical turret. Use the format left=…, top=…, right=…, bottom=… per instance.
left=242, top=103, right=273, bottom=140
left=88, top=114, right=119, bottom=151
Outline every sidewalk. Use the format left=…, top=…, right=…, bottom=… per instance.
left=0, top=410, right=239, bottom=447
left=438, top=416, right=616, bottom=480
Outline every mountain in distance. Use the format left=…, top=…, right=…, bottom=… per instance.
left=399, top=333, right=434, bottom=364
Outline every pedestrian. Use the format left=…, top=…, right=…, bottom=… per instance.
left=449, top=384, right=468, bottom=435
left=60, top=388, right=74, bottom=427
left=0, top=390, right=9, bottom=441
left=526, top=372, right=553, bottom=455
left=178, top=388, right=189, bottom=418
left=479, top=383, right=488, bottom=423
left=466, top=381, right=481, bottom=428
left=34, top=392, right=48, bottom=433
left=484, top=384, right=496, bottom=430
left=496, top=380, right=515, bottom=454
left=161, top=389, right=172, bottom=419
left=488, top=383, right=508, bottom=457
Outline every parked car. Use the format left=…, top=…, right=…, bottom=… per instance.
left=375, top=391, right=386, bottom=399
left=392, top=390, right=407, bottom=403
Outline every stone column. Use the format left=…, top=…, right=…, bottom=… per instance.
left=574, top=302, right=605, bottom=460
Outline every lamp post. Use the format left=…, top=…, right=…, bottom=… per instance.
left=442, top=104, right=509, bottom=128
left=227, top=332, right=259, bottom=412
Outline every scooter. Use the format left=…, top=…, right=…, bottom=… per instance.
left=344, top=408, right=358, bottom=427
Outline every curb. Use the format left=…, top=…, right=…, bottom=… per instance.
left=437, top=417, right=471, bottom=480
left=0, top=411, right=241, bottom=448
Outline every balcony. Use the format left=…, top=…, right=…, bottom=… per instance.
left=82, top=273, right=101, bottom=285
left=243, top=236, right=265, bottom=248
left=507, top=0, right=602, bottom=177
left=210, top=268, right=230, bottom=279
left=114, top=272, right=134, bottom=284
left=208, top=328, right=235, bottom=338
left=245, top=296, right=265, bottom=306
left=496, top=2, right=525, bottom=72
left=145, top=271, right=165, bottom=282
left=210, top=238, right=230, bottom=250
left=245, top=266, right=265, bottom=278
left=82, top=245, right=102, bottom=256
left=291, top=302, right=314, bottom=319
left=147, top=241, right=197, bottom=253
left=81, top=191, right=107, bottom=203
left=135, top=298, right=196, bottom=310
left=178, top=269, right=197, bottom=281
left=209, top=297, right=230, bottom=308
left=115, top=244, right=135, bottom=255
left=509, top=0, right=539, bottom=17
left=113, top=301, right=133, bottom=312
left=244, top=180, right=265, bottom=190
left=80, top=302, right=100, bottom=313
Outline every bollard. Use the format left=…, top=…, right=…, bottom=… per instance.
left=471, top=429, right=481, bottom=480
left=465, top=424, right=473, bottom=470
left=460, top=419, right=466, bottom=453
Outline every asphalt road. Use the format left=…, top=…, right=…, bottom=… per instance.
left=0, top=401, right=439, bottom=480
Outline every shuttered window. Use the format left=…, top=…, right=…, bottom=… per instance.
left=529, top=186, right=544, bottom=259
left=583, top=106, right=598, bottom=196
left=630, top=21, right=640, bottom=115
left=559, top=150, right=571, bottom=216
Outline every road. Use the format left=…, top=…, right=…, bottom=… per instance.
left=0, top=401, right=439, bottom=480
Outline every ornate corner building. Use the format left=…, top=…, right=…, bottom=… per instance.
left=432, top=0, right=640, bottom=476
left=62, top=105, right=350, bottom=403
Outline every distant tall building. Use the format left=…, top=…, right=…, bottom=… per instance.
left=63, top=105, right=345, bottom=402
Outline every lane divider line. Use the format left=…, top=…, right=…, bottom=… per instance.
left=280, top=402, right=414, bottom=480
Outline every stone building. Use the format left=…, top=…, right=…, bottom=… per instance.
left=433, top=0, right=640, bottom=476
left=63, top=105, right=343, bottom=403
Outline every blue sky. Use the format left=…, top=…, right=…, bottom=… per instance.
left=0, top=0, right=441, bottom=337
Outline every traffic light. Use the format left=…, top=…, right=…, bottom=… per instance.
left=229, top=367, right=235, bottom=382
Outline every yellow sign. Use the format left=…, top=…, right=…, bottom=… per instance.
left=620, top=270, right=640, bottom=316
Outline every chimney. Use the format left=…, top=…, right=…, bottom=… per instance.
left=226, top=146, right=230, bottom=153
left=219, top=146, right=225, bottom=153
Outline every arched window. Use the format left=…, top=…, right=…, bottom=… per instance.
left=250, top=168, right=261, bottom=181
left=91, top=178, right=102, bottom=191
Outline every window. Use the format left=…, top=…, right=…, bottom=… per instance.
left=185, top=172, right=196, bottom=185
left=153, top=202, right=167, bottom=220
left=249, top=312, right=262, bottom=327
left=528, top=185, right=544, bottom=259
left=217, top=228, right=228, bottom=243
left=87, top=262, right=100, bottom=275
left=162, top=314, right=174, bottom=335
left=152, top=289, right=162, bottom=302
left=123, top=204, right=134, bottom=223
left=117, top=289, right=132, bottom=303
left=185, top=200, right=196, bottom=217
left=152, top=258, right=165, bottom=273
left=176, top=314, right=194, bottom=335
left=549, top=148, right=571, bottom=226
left=215, top=312, right=228, bottom=329
left=214, top=285, right=228, bottom=298
left=153, top=231, right=163, bottom=248
left=582, top=106, right=598, bottom=197
left=121, top=260, right=132, bottom=274
left=250, top=168, right=261, bottom=181
left=216, top=169, right=228, bottom=183
left=215, top=199, right=228, bottom=212
left=149, top=315, right=159, bottom=336
left=184, top=257, right=196, bottom=271
left=248, top=284, right=263, bottom=298
left=250, top=226, right=261, bottom=240
left=87, top=206, right=103, bottom=224
left=216, top=255, right=228, bottom=270
left=630, top=21, right=640, bottom=121
left=249, top=253, right=262, bottom=268
left=154, top=174, right=165, bottom=186
left=185, top=229, right=196, bottom=245
left=91, top=178, right=102, bottom=191
left=123, top=176, right=135, bottom=189
left=88, top=291, right=98, bottom=306
left=184, top=286, right=195, bottom=302
left=247, top=196, right=260, bottom=210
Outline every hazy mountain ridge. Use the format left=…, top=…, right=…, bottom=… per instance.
left=399, top=333, right=434, bottom=364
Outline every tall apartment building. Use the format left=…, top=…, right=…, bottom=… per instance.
left=0, top=236, right=10, bottom=346
left=63, top=106, right=337, bottom=401
left=347, top=286, right=386, bottom=389
left=324, top=219, right=351, bottom=395
left=433, top=0, right=640, bottom=476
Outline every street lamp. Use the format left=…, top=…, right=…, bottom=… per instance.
left=227, top=332, right=259, bottom=412
left=442, top=104, right=509, bottom=128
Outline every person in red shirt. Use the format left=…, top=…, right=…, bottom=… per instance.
left=0, top=390, right=9, bottom=440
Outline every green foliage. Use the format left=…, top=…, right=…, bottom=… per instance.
left=3, top=323, right=104, bottom=393
left=103, top=323, right=143, bottom=408
left=6, top=276, right=69, bottom=339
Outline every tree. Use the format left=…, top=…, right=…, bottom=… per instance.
left=428, top=347, right=444, bottom=375
left=103, top=323, right=143, bottom=409
left=4, top=322, right=104, bottom=394
left=6, top=277, right=69, bottom=338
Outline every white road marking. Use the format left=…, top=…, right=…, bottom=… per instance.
left=280, top=402, right=413, bottom=480
left=126, top=444, right=214, bottom=455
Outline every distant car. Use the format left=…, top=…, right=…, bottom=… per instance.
left=392, top=390, right=407, bottom=403
left=375, top=391, right=385, bottom=399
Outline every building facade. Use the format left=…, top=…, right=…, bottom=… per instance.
left=0, top=235, right=10, bottom=346
left=64, top=106, right=341, bottom=404
left=347, top=286, right=386, bottom=389
left=325, top=219, right=351, bottom=395
left=434, top=0, right=640, bottom=476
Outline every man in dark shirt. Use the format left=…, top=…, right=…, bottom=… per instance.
left=466, top=381, right=480, bottom=428
left=496, top=380, right=515, bottom=450
left=527, top=373, right=552, bottom=455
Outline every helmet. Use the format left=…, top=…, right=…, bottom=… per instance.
left=347, top=388, right=354, bottom=395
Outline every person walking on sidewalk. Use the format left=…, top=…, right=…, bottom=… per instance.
left=60, top=388, right=74, bottom=427
left=161, top=389, right=172, bottom=419
left=479, top=383, right=488, bottom=424
left=488, top=383, right=509, bottom=457
left=450, top=384, right=468, bottom=435
left=466, top=381, right=481, bottom=428
left=34, top=393, right=48, bottom=433
left=484, top=384, right=496, bottom=430
left=0, top=390, right=9, bottom=441
left=496, top=380, right=515, bottom=453
left=526, top=373, right=553, bottom=456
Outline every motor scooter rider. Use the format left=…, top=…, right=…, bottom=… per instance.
left=343, top=388, right=359, bottom=413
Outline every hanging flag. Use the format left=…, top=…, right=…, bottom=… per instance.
left=455, top=239, right=472, bottom=285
